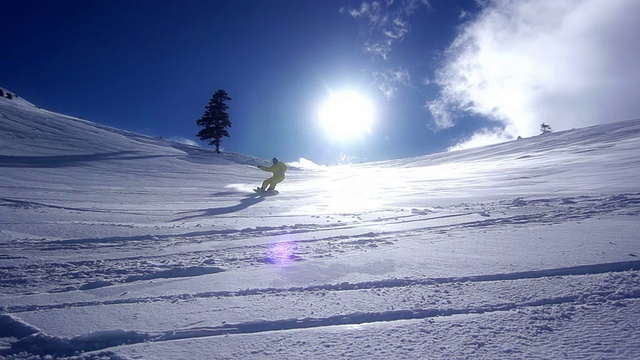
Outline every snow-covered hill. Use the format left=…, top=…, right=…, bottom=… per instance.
left=1, top=93, right=639, bottom=359
left=0, top=88, right=35, bottom=108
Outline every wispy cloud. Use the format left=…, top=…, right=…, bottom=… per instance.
left=373, top=67, right=411, bottom=99
left=429, top=0, right=640, bottom=150
left=341, top=0, right=430, bottom=60
left=342, top=0, right=430, bottom=99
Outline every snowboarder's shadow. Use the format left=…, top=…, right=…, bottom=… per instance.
left=173, top=194, right=264, bottom=221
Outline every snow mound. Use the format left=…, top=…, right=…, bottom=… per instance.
left=287, top=157, right=325, bottom=170
left=6, top=329, right=147, bottom=357
left=0, top=314, right=40, bottom=338
left=0, top=87, right=36, bottom=107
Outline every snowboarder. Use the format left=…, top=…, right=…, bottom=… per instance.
left=257, top=157, right=287, bottom=191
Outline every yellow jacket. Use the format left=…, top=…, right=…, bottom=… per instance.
left=259, top=161, right=287, bottom=180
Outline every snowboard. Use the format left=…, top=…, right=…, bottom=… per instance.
left=253, top=188, right=279, bottom=195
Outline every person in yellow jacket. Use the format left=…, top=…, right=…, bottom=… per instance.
left=257, top=157, right=287, bottom=191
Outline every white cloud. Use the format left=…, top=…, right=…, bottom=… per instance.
left=425, top=97, right=455, bottom=129
left=373, top=67, right=411, bottom=98
left=429, top=0, right=640, bottom=149
left=342, top=0, right=430, bottom=60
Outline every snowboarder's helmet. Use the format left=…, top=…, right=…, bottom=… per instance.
left=272, top=157, right=278, bottom=164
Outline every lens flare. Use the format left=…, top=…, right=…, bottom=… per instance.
left=266, top=241, right=297, bottom=267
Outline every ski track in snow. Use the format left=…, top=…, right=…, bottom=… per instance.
left=1, top=193, right=639, bottom=295
left=2, top=99, right=640, bottom=359
left=1, top=192, right=640, bottom=358
left=1, top=267, right=639, bottom=357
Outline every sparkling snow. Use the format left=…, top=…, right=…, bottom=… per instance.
left=1, top=93, right=639, bottom=359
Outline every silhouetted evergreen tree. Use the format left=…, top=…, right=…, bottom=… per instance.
left=0, top=89, right=4, bottom=98
left=196, top=89, right=232, bottom=153
left=540, top=123, right=552, bottom=134
left=5, top=92, right=13, bottom=100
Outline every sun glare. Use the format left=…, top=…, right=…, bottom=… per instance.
left=317, top=90, right=375, bottom=140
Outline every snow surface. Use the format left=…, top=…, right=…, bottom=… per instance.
left=1, top=93, right=639, bottom=359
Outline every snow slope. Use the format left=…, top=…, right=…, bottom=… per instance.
left=1, top=93, right=639, bottom=359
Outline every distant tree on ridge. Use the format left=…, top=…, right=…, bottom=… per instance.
left=540, top=123, right=552, bottom=134
left=196, top=89, right=232, bottom=154
left=0, top=89, right=4, bottom=98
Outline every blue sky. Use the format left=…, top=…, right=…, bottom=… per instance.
left=2, top=0, right=639, bottom=164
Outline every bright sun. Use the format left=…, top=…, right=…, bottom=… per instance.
left=317, top=90, right=375, bottom=140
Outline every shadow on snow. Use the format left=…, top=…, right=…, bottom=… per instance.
left=0, top=151, right=169, bottom=168
left=173, top=194, right=265, bottom=221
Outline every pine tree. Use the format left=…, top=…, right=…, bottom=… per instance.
left=0, top=89, right=4, bottom=98
left=540, top=122, right=552, bottom=134
left=196, top=90, right=232, bottom=153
